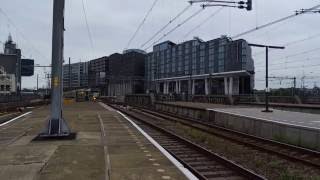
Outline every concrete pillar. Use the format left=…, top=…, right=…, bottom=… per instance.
left=229, top=77, right=233, bottom=95
left=224, top=77, right=229, bottom=95
left=205, top=78, right=209, bottom=95
left=192, top=80, right=195, bottom=95
left=164, top=82, right=168, bottom=94
left=178, top=81, right=181, bottom=93
left=175, top=81, right=179, bottom=93
left=157, top=82, right=160, bottom=93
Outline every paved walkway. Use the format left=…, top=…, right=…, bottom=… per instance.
left=0, top=102, right=187, bottom=180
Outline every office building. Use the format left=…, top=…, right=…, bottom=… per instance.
left=108, top=50, right=146, bottom=96
left=145, top=36, right=255, bottom=95
left=88, top=56, right=108, bottom=95
left=63, top=62, right=89, bottom=89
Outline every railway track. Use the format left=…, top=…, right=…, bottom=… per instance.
left=109, top=104, right=266, bottom=180
left=131, top=106, right=320, bottom=169
left=0, top=112, right=23, bottom=125
left=123, top=105, right=320, bottom=171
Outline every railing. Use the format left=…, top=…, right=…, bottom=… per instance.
left=0, top=99, right=49, bottom=112
left=191, top=95, right=228, bottom=104
left=257, top=95, right=297, bottom=104
left=302, top=97, right=320, bottom=105
left=125, top=94, right=153, bottom=107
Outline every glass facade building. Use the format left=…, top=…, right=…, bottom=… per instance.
left=145, top=36, right=255, bottom=95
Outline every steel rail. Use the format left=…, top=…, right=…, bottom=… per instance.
left=108, top=104, right=266, bottom=180
left=134, top=106, right=320, bottom=169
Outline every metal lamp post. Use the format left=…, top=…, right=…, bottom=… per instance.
left=249, top=43, right=285, bottom=113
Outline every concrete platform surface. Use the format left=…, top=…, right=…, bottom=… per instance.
left=163, top=101, right=235, bottom=109
left=165, top=101, right=320, bottom=129
left=0, top=102, right=187, bottom=180
left=211, top=108, right=320, bottom=130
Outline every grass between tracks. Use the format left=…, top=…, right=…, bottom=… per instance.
left=170, top=122, right=320, bottom=180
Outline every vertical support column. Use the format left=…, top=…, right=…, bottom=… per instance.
left=229, top=77, right=233, bottom=95
left=164, top=81, right=167, bottom=94
left=264, top=46, right=272, bottom=112
left=224, top=77, right=229, bottom=95
left=175, top=81, right=179, bottom=93
left=188, top=79, right=192, bottom=95
left=205, top=78, right=209, bottom=95
left=192, top=80, right=195, bottom=95
left=156, top=82, right=160, bottom=93
left=40, top=0, right=70, bottom=137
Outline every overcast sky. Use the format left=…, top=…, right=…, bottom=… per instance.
left=1, top=0, right=320, bottom=90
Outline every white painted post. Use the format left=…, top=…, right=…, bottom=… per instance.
left=224, top=77, right=229, bottom=95
left=205, top=78, right=209, bottom=95
left=175, top=81, right=179, bottom=93
left=229, top=77, right=233, bottom=95
left=192, top=80, right=195, bottom=95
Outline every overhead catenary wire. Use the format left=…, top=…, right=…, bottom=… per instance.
left=254, top=46, right=320, bottom=66
left=145, top=8, right=205, bottom=51
left=255, top=63, right=320, bottom=73
left=81, top=0, right=95, bottom=54
left=141, top=4, right=192, bottom=48
left=183, top=7, right=224, bottom=39
left=255, top=57, right=320, bottom=68
left=231, top=3, right=320, bottom=39
left=126, top=0, right=160, bottom=49
left=253, top=32, right=320, bottom=57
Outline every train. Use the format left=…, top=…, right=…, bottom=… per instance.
left=64, top=89, right=99, bottom=102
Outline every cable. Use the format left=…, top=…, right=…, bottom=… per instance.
left=0, top=7, right=49, bottom=61
left=183, top=7, right=224, bottom=39
left=231, top=3, right=320, bottom=39
left=256, top=63, right=320, bottom=73
left=254, top=46, right=320, bottom=66
left=81, top=0, right=94, bottom=52
left=253, top=32, right=320, bottom=57
left=141, top=4, right=192, bottom=48
left=255, top=57, right=320, bottom=68
left=145, top=8, right=205, bottom=51
left=126, top=0, right=160, bottom=49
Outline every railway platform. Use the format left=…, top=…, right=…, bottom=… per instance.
left=0, top=102, right=189, bottom=180
left=163, top=101, right=320, bottom=129
left=156, top=101, right=320, bottom=150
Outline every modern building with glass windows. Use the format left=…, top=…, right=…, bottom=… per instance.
left=63, top=62, right=89, bottom=89
left=145, top=36, right=255, bottom=95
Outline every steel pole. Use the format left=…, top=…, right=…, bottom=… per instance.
left=264, top=47, right=271, bottom=112
left=36, top=74, right=39, bottom=92
left=69, top=57, right=71, bottom=89
left=40, top=0, right=70, bottom=137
